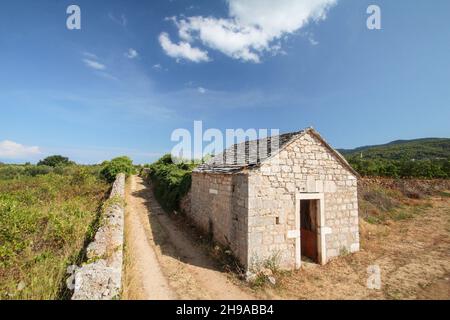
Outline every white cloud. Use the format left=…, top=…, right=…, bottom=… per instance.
left=309, top=36, right=319, bottom=46
left=96, top=71, right=119, bottom=81
left=125, top=48, right=139, bottom=59
left=0, top=140, right=41, bottom=159
left=83, top=58, right=106, bottom=70
left=158, top=32, right=210, bottom=63
left=81, top=54, right=119, bottom=81
left=198, top=87, right=206, bottom=94
left=108, top=13, right=127, bottom=27
left=83, top=52, right=98, bottom=59
left=161, top=0, right=337, bottom=63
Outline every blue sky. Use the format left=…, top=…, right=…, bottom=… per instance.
left=0, top=0, right=449, bottom=164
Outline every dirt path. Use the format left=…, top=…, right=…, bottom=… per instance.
left=122, top=176, right=176, bottom=300
left=122, top=176, right=255, bottom=300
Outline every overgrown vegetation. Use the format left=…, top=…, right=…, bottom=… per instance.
left=0, top=154, right=138, bottom=300
left=141, top=154, right=198, bottom=212
left=100, top=156, right=136, bottom=182
left=0, top=163, right=109, bottom=299
left=357, top=178, right=447, bottom=224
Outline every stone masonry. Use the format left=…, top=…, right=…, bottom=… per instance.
left=190, top=128, right=360, bottom=270
left=67, top=173, right=126, bottom=300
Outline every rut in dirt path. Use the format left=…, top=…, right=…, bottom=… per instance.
left=123, top=175, right=256, bottom=300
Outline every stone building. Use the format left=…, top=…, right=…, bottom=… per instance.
left=190, top=128, right=360, bottom=270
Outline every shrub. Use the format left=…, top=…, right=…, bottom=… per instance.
left=24, top=165, right=54, bottom=177
left=144, top=154, right=197, bottom=212
left=37, top=155, right=73, bottom=168
left=100, top=156, right=135, bottom=182
left=0, top=165, right=25, bottom=180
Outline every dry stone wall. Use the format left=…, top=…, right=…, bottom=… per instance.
left=67, top=173, right=126, bottom=300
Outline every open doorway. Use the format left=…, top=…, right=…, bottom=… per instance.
left=300, top=199, right=319, bottom=263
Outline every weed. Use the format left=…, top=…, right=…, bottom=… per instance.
left=439, top=191, right=450, bottom=198
left=339, top=247, right=349, bottom=256
left=366, top=215, right=382, bottom=225
left=391, top=211, right=413, bottom=221
left=0, top=166, right=108, bottom=300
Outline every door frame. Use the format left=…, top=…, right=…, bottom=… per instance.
left=295, top=193, right=326, bottom=268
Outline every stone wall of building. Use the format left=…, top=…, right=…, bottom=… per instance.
left=67, top=173, right=126, bottom=300
left=247, top=132, right=359, bottom=269
left=190, top=172, right=248, bottom=266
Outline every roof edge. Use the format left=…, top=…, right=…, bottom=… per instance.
left=303, top=128, right=361, bottom=178
left=194, top=127, right=360, bottom=178
left=252, top=127, right=360, bottom=178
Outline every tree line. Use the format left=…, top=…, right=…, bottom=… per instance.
left=346, top=157, right=450, bottom=179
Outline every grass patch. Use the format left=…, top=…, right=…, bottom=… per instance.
left=0, top=167, right=109, bottom=300
left=439, top=191, right=450, bottom=198
left=390, top=211, right=414, bottom=221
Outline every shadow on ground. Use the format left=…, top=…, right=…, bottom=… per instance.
left=131, top=178, right=225, bottom=274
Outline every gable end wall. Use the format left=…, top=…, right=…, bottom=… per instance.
left=247, top=132, right=359, bottom=269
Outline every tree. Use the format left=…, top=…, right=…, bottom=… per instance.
left=100, top=156, right=136, bottom=182
left=37, top=155, right=73, bottom=167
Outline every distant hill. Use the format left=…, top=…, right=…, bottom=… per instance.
left=339, top=138, right=450, bottom=161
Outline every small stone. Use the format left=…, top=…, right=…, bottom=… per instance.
left=66, top=274, right=76, bottom=291
left=268, top=276, right=276, bottom=286
left=67, top=265, right=78, bottom=275
left=17, top=281, right=26, bottom=291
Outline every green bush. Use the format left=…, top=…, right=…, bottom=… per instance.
left=24, top=165, right=54, bottom=177
left=100, top=156, right=136, bottom=182
left=144, top=154, right=197, bottom=212
left=37, top=155, right=73, bottom=168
